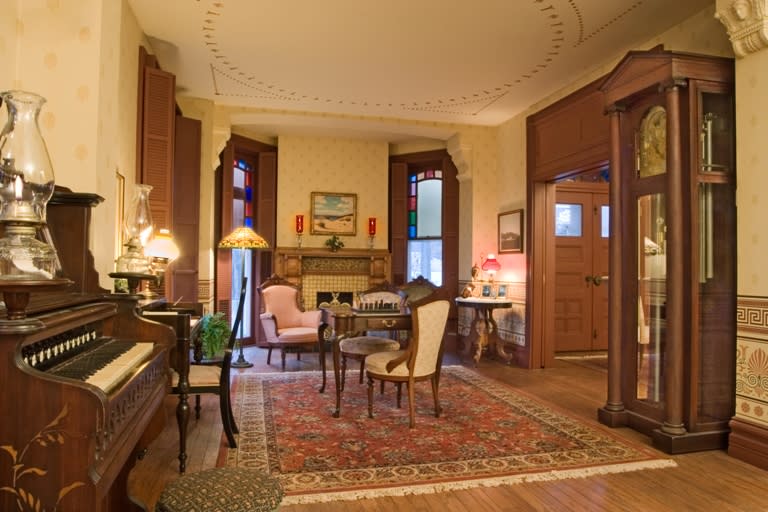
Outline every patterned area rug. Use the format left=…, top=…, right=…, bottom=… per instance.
left=220, top=366, right=674, bottom=505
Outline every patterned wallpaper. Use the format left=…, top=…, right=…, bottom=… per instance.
left=736, top=296, right=768, bottom=428
left=4, top=0, right=146, bottom=289
left=735, top=50, right=768, bottom=296
left=276, top=135, right=389, bottom=250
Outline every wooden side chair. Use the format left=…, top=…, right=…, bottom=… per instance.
left=160, top=276, right=247, bottom=472
left=258, top=274, right=320, bottom=370
left=337, top=282, right=405, bottom=389
left=365, top=298, right=450, bottom=428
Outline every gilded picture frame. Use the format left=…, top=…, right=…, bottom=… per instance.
left=310, top=192, right=357, bottom=235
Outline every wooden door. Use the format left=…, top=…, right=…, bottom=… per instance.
left=554, top=182, right=608, bottom=352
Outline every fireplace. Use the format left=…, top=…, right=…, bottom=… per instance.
left=316, top=291, right=355, bottom=308
left=272, top=247, right=391, bottom=310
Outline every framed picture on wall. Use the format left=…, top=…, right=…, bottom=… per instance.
left=311, top=192, right=357, bottom=235
left=498, top=209, right=524, bottom=253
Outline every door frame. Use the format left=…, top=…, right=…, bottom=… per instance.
left=527, top=166, right=609, bottom=368
left=553, top=181, right=609, bottom=353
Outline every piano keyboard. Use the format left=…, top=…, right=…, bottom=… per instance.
left=86, top=342, right=154, bottom=392
left=48, top=340, right=155, bottom=393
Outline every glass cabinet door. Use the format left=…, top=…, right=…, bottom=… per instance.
left=636, top=193, right=666, bottom=405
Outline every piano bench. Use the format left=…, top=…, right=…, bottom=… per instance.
left=155, top=467, right=283, bottom=512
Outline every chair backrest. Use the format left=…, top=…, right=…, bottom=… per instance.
left=400, top=276, right=439, bottom=305
left=356, top=281, right=405, bottom=310
left=220, top=275, right=248, bottom=388
left=258, top=274, right=305, bottom=328
left=408, top=299, right=450, bottom=376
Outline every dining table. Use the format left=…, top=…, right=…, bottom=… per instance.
left=318, top=305, right=412, bottom=417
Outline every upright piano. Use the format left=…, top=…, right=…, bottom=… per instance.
left=0, top=188, right=176, bottom=511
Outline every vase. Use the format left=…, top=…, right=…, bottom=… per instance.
left=0, top=90, right=57, bottom=279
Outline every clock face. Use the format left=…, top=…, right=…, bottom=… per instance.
left=638, top=105, right=667, bottom=178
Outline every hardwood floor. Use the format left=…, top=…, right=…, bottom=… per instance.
left=129, top=344, right=768, bottom=511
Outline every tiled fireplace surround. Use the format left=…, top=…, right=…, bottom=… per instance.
left=272, top=248, right=391, bottom=310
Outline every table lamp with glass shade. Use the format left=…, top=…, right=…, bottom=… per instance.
left=0, top=90, right=72, bottom=320
left=145, top=228, right=180, bottom=286
left=110, top=184, right=157, bottom=294
left=482, top=253, right=501, bottom=282
left=218, top=226, right=269, bottom=368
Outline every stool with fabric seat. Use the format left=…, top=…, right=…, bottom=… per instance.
left=339, top=282, right=405, bottom=389
left=155, top=466, right=283, bottom=512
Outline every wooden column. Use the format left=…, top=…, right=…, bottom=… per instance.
left=599, top=107, right=627, bottom=425
left=658, top=82, right=687, bottom=437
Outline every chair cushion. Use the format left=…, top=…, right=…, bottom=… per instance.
left=340, top=336, right=400, bottom=356
left=277, top=326, right=317, bottom=343
left=156, top=467, right=283, bottom=512
left=365, top=349, right=411, bottom=377
left=171, top=365, right=221, bottom=387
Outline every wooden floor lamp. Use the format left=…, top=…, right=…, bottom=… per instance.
left=218, top=226, right=269, bottom=368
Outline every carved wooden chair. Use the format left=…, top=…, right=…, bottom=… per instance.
left=338, top=282, right=405, bottom=389
left=399, top=275, right=439, bottom=305
left=258, top=274, right=321, bottom=370
left=148, top=276, right=246, bottom=473
left=364, top=298, right=450, bottom=428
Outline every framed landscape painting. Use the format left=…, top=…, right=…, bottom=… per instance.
left=310, top=192, right=357, bottom=235
left=498, top=209, right=524, bottom=253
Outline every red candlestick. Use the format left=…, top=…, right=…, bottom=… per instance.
left=295, top=214, right=304, bottom=234
left=368, top=217, right=376, bottom=236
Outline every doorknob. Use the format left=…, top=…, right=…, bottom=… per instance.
left=585, top=275, right=594, bottom=286
left=593, top=275, right=609, bottom=286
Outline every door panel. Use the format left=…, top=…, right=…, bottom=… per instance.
left=554, top=184, right=609, bottom=352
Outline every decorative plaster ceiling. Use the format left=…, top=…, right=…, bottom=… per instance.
left=128, top=0, right=714, bottom=140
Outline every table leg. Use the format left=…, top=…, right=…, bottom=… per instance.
left=332, top=334, right=342, bottom=417
left=318, top=323, right=327, bottom=393
left=473, top=309, right=487, bottom=366
left=487, top=312, right=513, bottom=364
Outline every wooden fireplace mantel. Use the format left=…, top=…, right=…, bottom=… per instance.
left=273, top=247, right=391, bottom=287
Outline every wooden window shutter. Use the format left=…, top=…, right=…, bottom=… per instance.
left=216, top=141, right=235, bottom=318
left=256, top=151, right=277, bottom=282
left=389, top=162, right=408, bottom=285
left=441, top=154, right=459, bottom=317
left=141, top=66, right=175, bottom=231
left=170, top=115, right=201, bottom=302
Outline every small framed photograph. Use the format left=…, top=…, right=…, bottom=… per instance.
left=310, top=192, right=357, bottom=235
left=481, top=284, right=492, bottom=297
left=497, top=284, right=507, bottom=298
left=498, top=209, right=524, bottom=253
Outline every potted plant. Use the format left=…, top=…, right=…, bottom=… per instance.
left=199, top=312, right=231, bottom=360
left=325, top=235, right=344, bottom=252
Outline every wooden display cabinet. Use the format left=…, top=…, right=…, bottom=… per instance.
left=597, top=49, right=736, bottom=453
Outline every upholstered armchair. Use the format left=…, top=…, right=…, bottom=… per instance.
left=258, top=274, right=321, bottom=371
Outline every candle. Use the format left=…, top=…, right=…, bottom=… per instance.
left=368, top=217, right=376, bottom=236
left=295, top=214, right=304, bottom=234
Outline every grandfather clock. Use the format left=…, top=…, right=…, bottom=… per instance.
left=598, top=49, right=736, bottom=453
